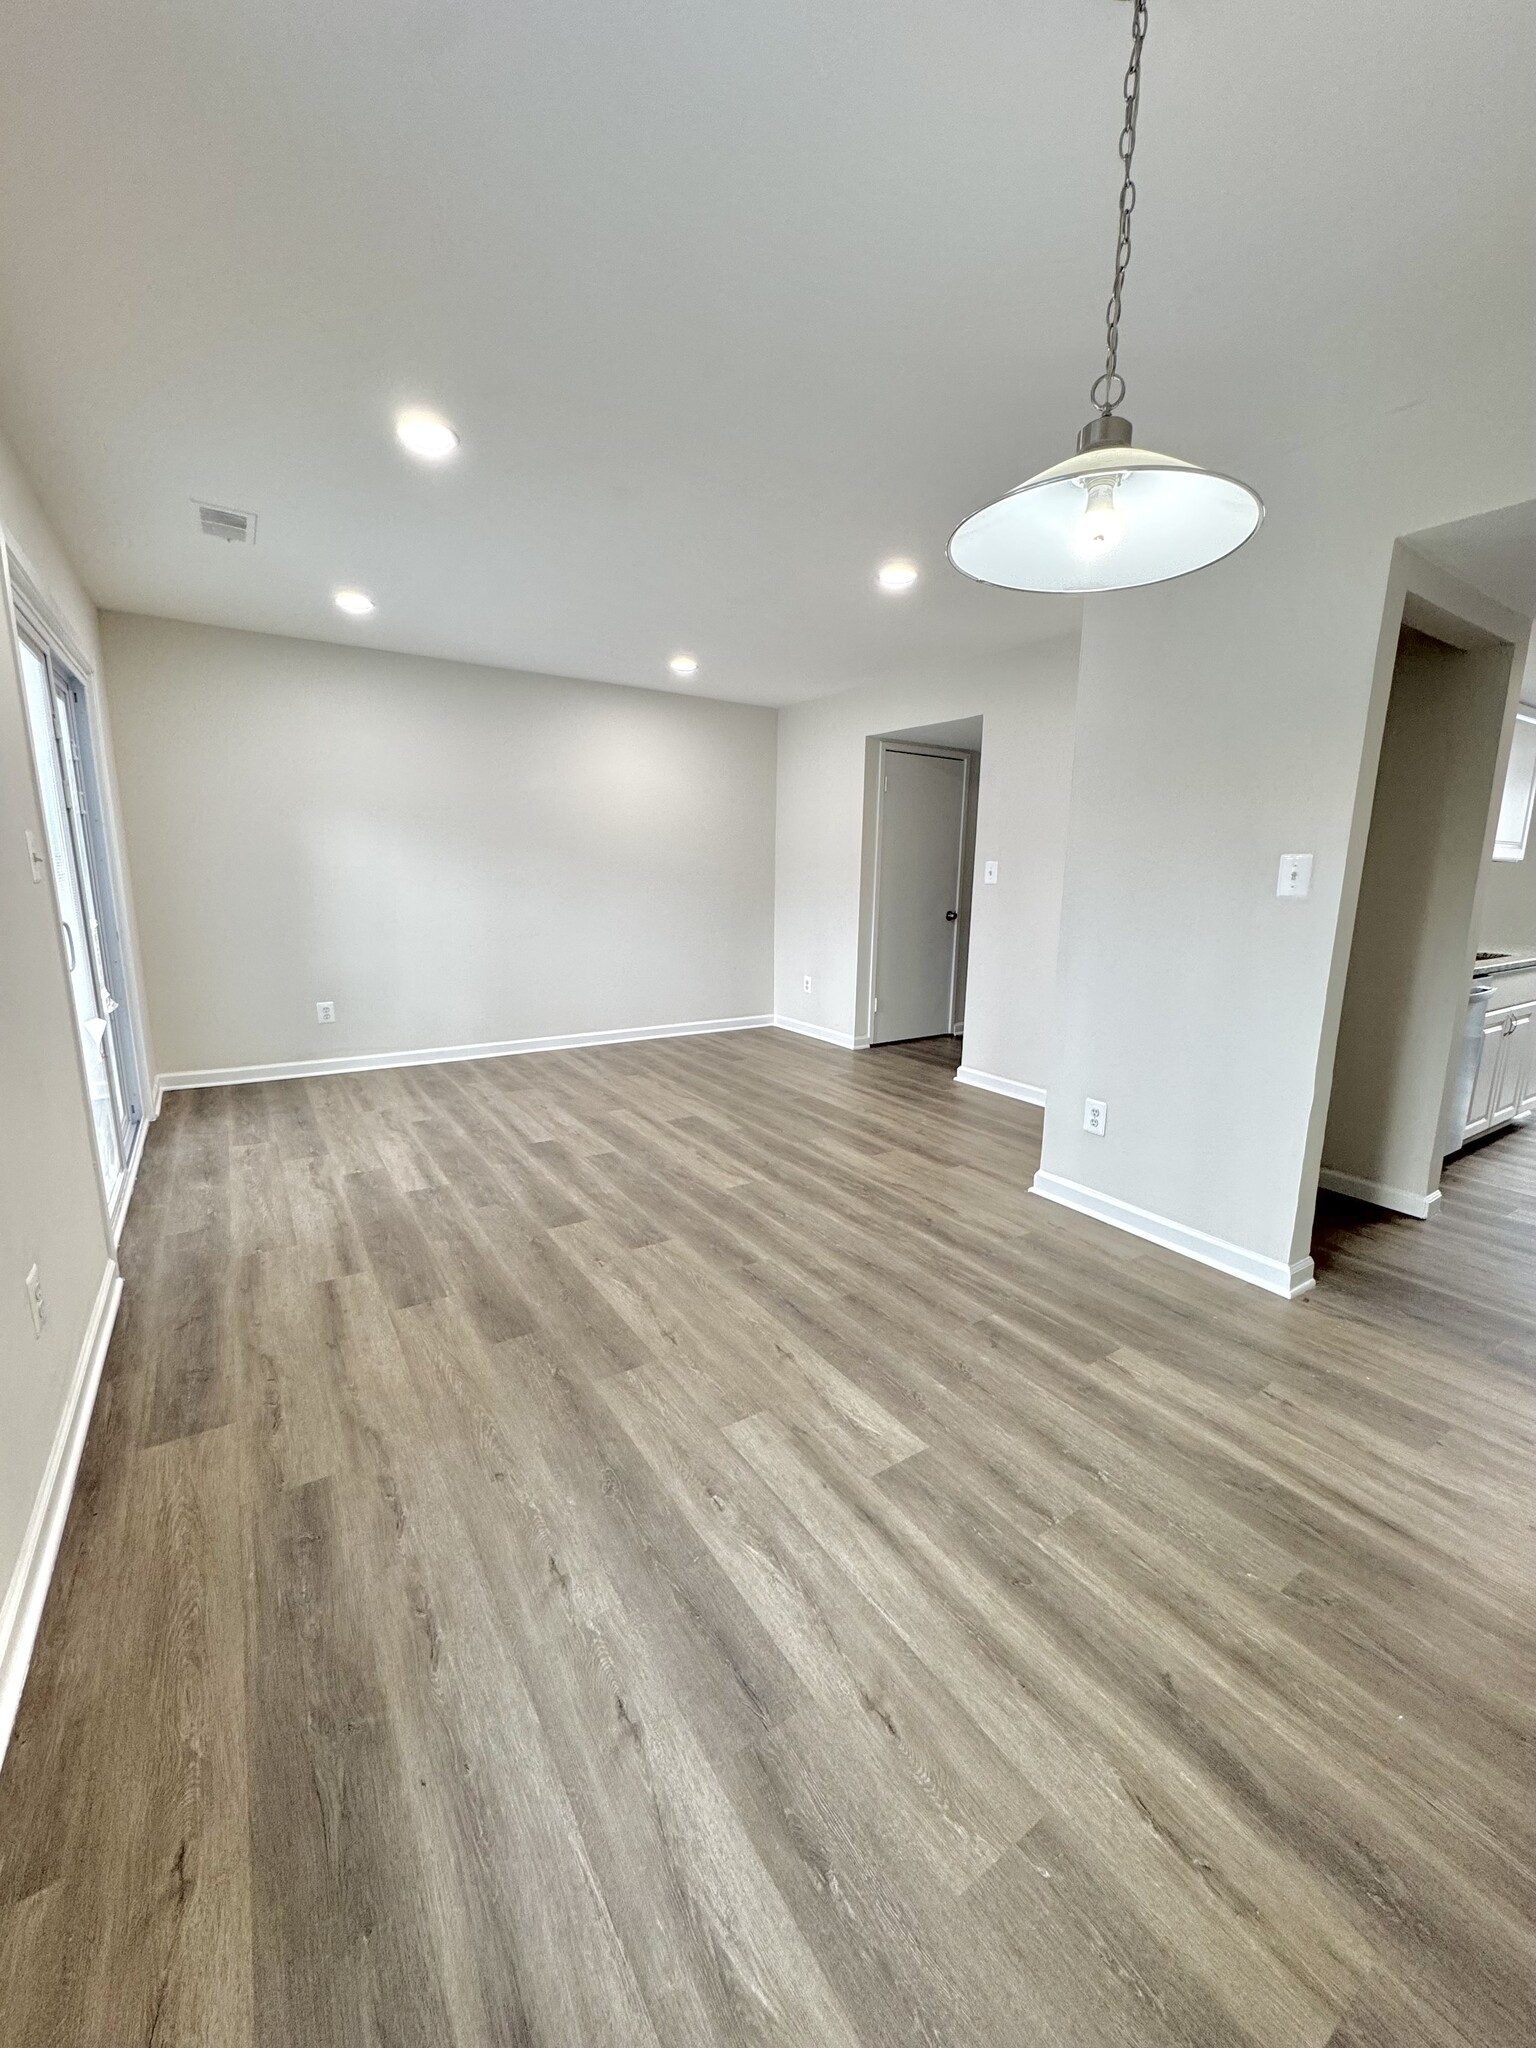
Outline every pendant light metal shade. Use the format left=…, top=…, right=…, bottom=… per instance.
left=951, top=0, right=1263, bottom=594
left=948, top=439, right=1263, bottom=594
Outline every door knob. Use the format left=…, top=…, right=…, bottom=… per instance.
left=945, top=910, right=958, bottom=921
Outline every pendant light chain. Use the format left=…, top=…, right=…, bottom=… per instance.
left=1091, top=0, right=1148, bottom=417
left=948, top=0, right=1263, bottom=591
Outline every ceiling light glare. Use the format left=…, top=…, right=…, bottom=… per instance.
left=877, top=558, right=919, bottom=593
left=334, top=587, right=376, bottom=616
left=394, top=409, right=460, bottom=461
left=669, top=653, right=699, bottom=677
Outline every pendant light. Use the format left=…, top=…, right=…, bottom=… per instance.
left=949, top=0, right=1263, bottom=593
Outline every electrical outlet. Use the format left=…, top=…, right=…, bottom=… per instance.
left=24, top=1263, right=45, bottom=1338
left=803, top=975, right=812, bottom=993
left=315, top=1000, right=336, bottom=1024
left=1083, top=1098, right=1108, bottom=1136
left=983, top=860, right=999, bottom=885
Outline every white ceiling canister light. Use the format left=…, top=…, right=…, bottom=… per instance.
left=334, top=588, right=376, bottom=616
left=877, top=559, right=919, bottom=593
left=669, top=653, right=698, bottom=677
left=949, top=0, right=1262, bottom=594
left=394, top=408, right=460, bottom=461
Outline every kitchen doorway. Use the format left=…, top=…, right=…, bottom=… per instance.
left=1318, top=604, right=1527, bottom=1227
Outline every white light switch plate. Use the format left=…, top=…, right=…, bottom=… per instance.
left=1277, top=853, right=1313, bottom=898
left=24, top=1263, right=45, bottom=1337
left=983, top=860, right=999, bottom=885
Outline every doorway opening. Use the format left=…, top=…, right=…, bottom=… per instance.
left=1318, top=608, right=1526, bottom=1235
left=9, top=568, right=143, bottom=1211
left=858, top=718, right=981, bottom=1055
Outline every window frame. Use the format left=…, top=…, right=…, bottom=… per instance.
left=1492, top=707, right=1536, bottom=863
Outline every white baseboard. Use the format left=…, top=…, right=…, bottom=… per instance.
left=157, top=1013, right=776, bottom=1093
left=1316, top=1168, right=1442, bottom=1220
left=1031, top=1170, right=1316, bottom=1300
left=955, top=1065, right=1047, bottom=1107
left=772, top=1016, right=865, bottom=1050
left=0, top=1259, right=122, bottom=1771
left=109, top=1116, right=149, bottom=1248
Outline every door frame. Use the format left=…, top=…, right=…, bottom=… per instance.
left=1300, top=544, right=1531, bottom=1260
left=865, top=741, right=973, bottom=1047
left=4, top=536, right=151, bottom=1239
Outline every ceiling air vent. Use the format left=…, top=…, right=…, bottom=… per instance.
left=195, top=501, right=256, bottom=544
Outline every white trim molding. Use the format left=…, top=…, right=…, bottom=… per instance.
left=1316, top=1168, right=1442, bottom=1220
left=772, top=1016, right=867, bottom=1050
left=0, top=1259, right=122, bottom=1769
left=157, top=1014, right=776, bottom=1092
left=1031, top=1171, right=1316, bottom=1299
left=109, top=1117, right=150, bottom=1248
left=955, top=1065, right=1047, bottom=1107
left=865, top=739, right=974, bottom=1046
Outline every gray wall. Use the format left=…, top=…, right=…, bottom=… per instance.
left=773, top=640, right=1078, bottom=1090
left=1478, top=845, right=1536, bottom=952
left=0, top=428, right=116, bottom=1674
left=102, top=615, right=779, bottom=1078
left=1036, top=385, right=1536, bottom=1287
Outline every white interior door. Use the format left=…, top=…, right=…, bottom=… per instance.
left=872, top=748, right=967, bottom=1043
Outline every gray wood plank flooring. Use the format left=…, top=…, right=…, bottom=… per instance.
left=2, top=1027, right=1533, bottom=2046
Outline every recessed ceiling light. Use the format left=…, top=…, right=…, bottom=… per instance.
left=394, top=408, right=460, bottom=461
left=334, top=588, right=375, bottom=616
left=877, top=558, right=919, bottom=592
left=669, top=653, right=698, bottom=677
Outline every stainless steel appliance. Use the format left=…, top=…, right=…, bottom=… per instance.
left=1442, top=980, right=1494, bottom=1155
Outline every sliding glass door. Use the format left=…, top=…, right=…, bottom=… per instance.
left=16, top=623, right=141, bottom=1204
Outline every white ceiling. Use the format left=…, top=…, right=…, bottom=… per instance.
left=0, top=1, right=1530, bottom=706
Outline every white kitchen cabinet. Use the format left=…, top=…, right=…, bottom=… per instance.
left=1490, top=1009, right=1534, bottom=1120
left=1463, top=1017, right=1512, bottom=1139
left=1463, top=999, right=1536, bottom=1142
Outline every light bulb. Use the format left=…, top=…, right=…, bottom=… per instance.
left=395, top=409, right=460, bottom=461
left=1073, top=479, right=1125, bottom=559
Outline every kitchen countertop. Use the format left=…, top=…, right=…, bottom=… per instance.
left=1475, top=951, right=1536, bottom=978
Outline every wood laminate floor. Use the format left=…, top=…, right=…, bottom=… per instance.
left=2, top=1029, right=1534, bottom=2047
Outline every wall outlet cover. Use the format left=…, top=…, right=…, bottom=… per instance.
left=316, top=1000, right=336, bottom=1024
left=1083, top=1098, right=1108, bottom=1136
left=802, top=975, right=812, bottom=992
